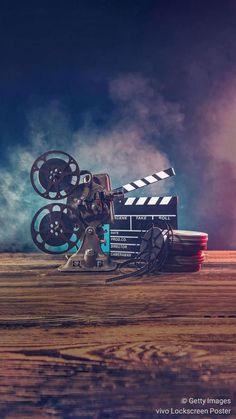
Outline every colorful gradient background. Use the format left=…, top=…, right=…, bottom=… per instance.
left=0, top=0, right=235, bottom=250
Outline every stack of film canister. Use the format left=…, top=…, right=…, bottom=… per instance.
left=163, top=230, right=208, bottom=272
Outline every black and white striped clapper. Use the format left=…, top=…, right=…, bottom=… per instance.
left=113, top=168, right=175, bottom=194
left=110, top=196, right=178, bottom=259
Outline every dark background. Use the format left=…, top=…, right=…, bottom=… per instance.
left=0, top=0, right=236, bottom=250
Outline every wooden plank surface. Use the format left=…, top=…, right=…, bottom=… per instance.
left=0, top=251, right=235, bottom=418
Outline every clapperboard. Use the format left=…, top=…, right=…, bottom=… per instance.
left=110, top=168, right=177, bottom=258
left=110, top=196, right=177, bottom=258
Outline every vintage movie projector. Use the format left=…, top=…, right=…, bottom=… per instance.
left=30, top=150, right=176, bottom=273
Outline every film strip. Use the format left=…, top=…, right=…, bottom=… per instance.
left=110, top=196, right=178, bottom=258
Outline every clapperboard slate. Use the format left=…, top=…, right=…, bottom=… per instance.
left=110, top=196, right=178, bottom=258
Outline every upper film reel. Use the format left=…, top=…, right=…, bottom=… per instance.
left=30, top=150, right=80, bottom=200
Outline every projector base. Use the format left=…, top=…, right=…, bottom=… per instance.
left=58, top=226, right=117, bottom=273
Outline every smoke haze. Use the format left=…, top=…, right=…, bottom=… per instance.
left=191, top=79, right=236, bottom=248
left=1, top=72, right=236, bottom=251
left=0, top=75, right=184, bottom=251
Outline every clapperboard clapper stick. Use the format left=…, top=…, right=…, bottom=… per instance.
left=112, top=168, right=175, bottom=194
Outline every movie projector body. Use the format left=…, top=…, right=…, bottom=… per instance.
left=30, top=150, right=176, bottom=273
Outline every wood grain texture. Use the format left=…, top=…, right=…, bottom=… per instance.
left=0, top=251, right=235, bottom=418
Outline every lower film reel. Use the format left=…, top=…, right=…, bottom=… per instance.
left=30, top=150, right=80, bottom=200
left=31, top=203, right=82, bottom=254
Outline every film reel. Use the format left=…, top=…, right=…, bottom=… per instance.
left=30, top=150, right=80, bottom=200
left=31, top=203, right=82, bottom=254
left=139, top=226, right=165, bottom=262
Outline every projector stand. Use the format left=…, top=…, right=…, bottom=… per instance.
left=59, top=226, right=117, bottom=272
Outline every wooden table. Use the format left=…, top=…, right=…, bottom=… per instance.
left=0, top=251, right=235, bottom=418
